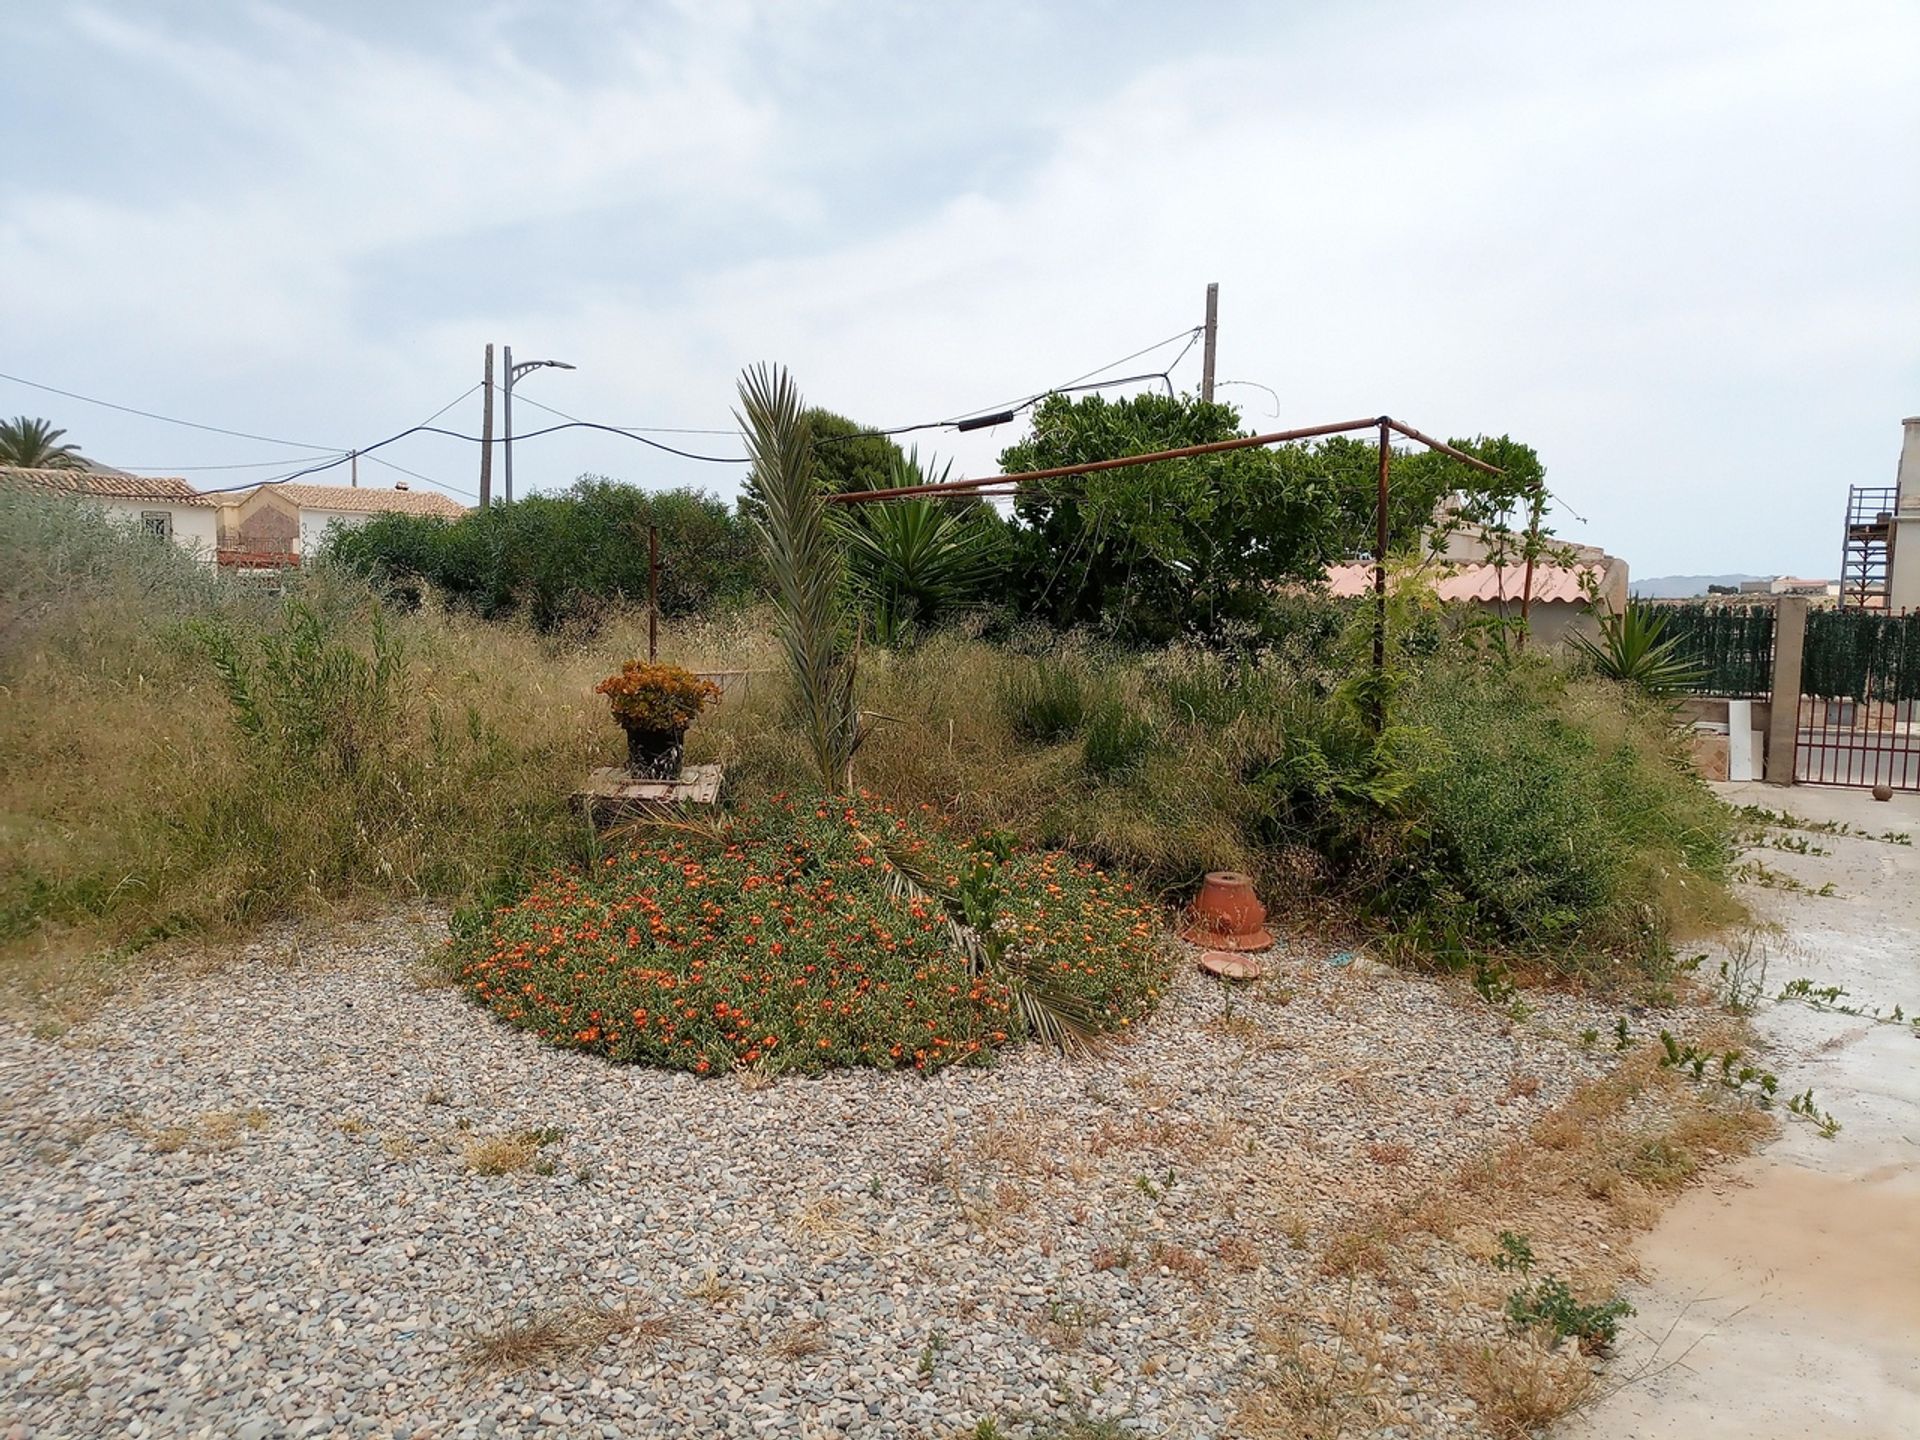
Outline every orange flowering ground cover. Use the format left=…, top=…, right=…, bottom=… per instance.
left=454, top=796, right=1165, bottom=1075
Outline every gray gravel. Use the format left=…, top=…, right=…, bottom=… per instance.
left=0, top=910, right=1638, bottom=1438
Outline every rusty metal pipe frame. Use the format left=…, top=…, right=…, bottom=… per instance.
left=827, top=414, right=1503, bottom=504
left=827, top=417, right=1382, bottom=503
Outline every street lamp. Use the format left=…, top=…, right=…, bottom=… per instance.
left=500, top=347, right=575, bottom=504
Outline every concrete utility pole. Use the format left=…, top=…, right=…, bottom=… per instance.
left=480, top=343, right=495, bottom=506
left=1200, top=282, right=1219, bottom=404
left=501, top=347, right=576, bottom=505
left=350, top=449, right=358, bottom=488
left=501, top=344, right=513, bottom=505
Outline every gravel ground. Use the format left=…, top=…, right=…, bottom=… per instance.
left=0, top=912, right=1647, bottom=1439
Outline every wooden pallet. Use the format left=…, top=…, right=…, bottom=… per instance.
left=571, top=764, right=724, bottom=826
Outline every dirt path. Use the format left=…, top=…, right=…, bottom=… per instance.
left=1563, top=781, right=1920, bottom=1438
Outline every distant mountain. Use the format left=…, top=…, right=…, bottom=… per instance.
left=1629, top=574, right=1767, bottom=599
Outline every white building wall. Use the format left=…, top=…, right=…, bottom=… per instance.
left=97, top=497, right=220, bottom=565
left=297, top=507, right=373, bottom=558
left=1890, top=417, right=1920, bottom=613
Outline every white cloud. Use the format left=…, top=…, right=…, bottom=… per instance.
left=1, top=0, right=1915, bottom=573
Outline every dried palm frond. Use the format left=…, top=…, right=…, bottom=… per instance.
left=736, top=363, right=862, bottom=791
left=874, top=836, right=1104, bottom=1056
left=601, top=803, right=729, bottom=850
left=998, top=954, right=1107, bottom=1058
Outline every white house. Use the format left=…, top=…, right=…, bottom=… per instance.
left=1889, top=417, right=1920, bottom=613
left=209, top=481, right=467, bottom=563
left=0, top=466, right=221, bottom=562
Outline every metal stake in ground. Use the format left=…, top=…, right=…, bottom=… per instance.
left=648, top=523, right=660, bottom=661
left=1373, top=416, right=1391, bottom=731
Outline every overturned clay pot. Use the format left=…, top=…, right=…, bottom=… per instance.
left=1182, top=870, right=1273, bottom=953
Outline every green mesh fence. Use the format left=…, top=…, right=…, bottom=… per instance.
left=1651, top=602, right=1776, bottom=697
left=1801, top=609, right=1920, bottom=702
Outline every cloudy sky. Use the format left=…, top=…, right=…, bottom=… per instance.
left=3, top=0, right=1916, bottom=577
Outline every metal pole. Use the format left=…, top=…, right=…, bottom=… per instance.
left=480, top=343, right=495, bottom=506
left=1517, top=482, right=1542, bottom=649
left=1200, top=282, right=1219, bottom=404
left=502, top=344, right=514, bottom=505
left=350, top=449, right=357, bottom=488
left=1372, top=417, right=1391, bottom=732
left=648, top=523, right=660, bottom=661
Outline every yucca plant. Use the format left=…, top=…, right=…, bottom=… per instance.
left=839, top=450, right=1003, bottom=644
left=736, top=364, right=862, bottom=790
left=1571, top=605, right=1706, bottom=697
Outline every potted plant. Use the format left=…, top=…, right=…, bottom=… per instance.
left=594, top=661, right=722, bottom=779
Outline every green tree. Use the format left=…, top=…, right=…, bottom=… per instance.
left=806, top=409, right=906, bottom=496
left=324, top=477, right=763, bottom=631
left=0, top=417, right=88, bottom=470
left=997, top=392, right=1341, bottom=644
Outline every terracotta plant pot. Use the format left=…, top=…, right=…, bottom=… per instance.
left=623, top=723, right=687, bottom=780
left=1183, top=870, right=1273, bottom=952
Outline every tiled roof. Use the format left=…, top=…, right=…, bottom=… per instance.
left=0, top=466, right=217, bottom=506
left=1325, top=560, right=1606, bottom=605
left=265, top=483, right=467, bottom=518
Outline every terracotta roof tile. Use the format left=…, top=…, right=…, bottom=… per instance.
left=0, top=466, right=217, bottom=506
left=264, top=483, right=468, bottom=518
left=1324, top=560, right=1605, bottom=604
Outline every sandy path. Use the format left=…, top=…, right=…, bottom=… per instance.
left=1562, top=781, right=1920, bottom=1438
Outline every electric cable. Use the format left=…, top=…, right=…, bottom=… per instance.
left=0, top=368, right=339, bottom=451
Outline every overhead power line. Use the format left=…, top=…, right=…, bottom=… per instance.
left=0, top=368, right=339, bottom=452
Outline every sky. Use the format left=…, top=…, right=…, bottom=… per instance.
left=2, top=0, right=1916, bottom=579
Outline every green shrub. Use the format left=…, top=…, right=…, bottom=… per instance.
left=324, top=477, right=763, bottom=632
left=1391, top=661, right=1735, bottom=962
left=453, top=796, right=1165, bottom=1073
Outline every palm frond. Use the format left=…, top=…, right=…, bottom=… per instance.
left=736, top=365, right=861, bottom=790
left=1572, top=605, right=1707, bottom=697
left=601, top=804, right=729, bottom=850
left=874, top=835, right=1103, bottom=1056
left=997, top=955, right=1107, bottom=1057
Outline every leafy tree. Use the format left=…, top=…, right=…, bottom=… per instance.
left=806, top=408, right=906, bottom=496
left=997, top=392, right=1341, bottom=644
left=1307, top=432, right=1544, bottom=559
left=0, top=417, right=87, bottom=470
left=324, top=477, right=762, bottom=631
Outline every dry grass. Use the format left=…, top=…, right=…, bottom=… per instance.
left=1231, top=1323, right=1385, bottom=1440
left=460, top=1129, right=553, bottom=1176
left=686, top=1263, right=741, bottom=1304
left=767, top=1319, right=827, bottom=1361
left=458, top=1302, right=638, bottom=1376
left=1246, top=1026, right=1777, bottom=1437
left=1452, top=1335, right=1597, bottom=1439
left=1365, top=1139, right=1413, bottom=1166
left=128, top=1107, right=270, bottom=1155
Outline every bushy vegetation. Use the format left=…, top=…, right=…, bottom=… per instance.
left=997, top=392, right=1544, bottom=645
left=325, top=476, right=762, bottom=632
left=708, top=622, right=1736, bottom=981
left=1, top=481, right=1736, bottom=1018
left=0, top=492, right=608, bottom=1002
left=454, top=796, right=1164, bottom=1074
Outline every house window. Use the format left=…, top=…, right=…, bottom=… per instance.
left=140, top=510, right=173, bottom=541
